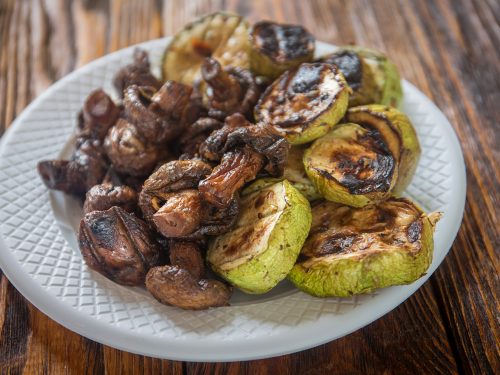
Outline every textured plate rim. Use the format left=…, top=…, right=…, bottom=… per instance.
left=0, top=38, right=466, bottom=362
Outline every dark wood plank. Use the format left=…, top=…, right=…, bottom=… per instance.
left=0, top=0, right=497, bottom=374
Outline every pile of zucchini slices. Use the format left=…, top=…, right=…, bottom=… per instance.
left=160, top=12, right=441, bottom=302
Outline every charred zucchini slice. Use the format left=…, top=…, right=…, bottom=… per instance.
left=303, top=122, right=400, bottom=207
left=318, top=46, right=402, bottom=107
left=255, top=62, right=350, bottom=145
left=207, top=180, right=311, bottom=294
left=346, top=105, right=420, bottom=194
left=162, top=12, right=250, bottom=84
left=288, top=198, right=441, bottom=297
left=249, top=21, right=315, bottom=79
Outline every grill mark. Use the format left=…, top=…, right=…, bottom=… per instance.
left=320, top=50, right=363, bottom=90
left=252, top=21, right=314, bottom=61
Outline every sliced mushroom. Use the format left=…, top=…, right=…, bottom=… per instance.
left=78, top=206, right=162, bottom=286
left=83, top=183, right=138, bottom=214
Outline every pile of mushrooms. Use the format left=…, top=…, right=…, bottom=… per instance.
left=38, top=49, right=289, bottom=310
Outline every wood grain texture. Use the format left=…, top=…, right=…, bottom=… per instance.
left=0, top=0, right=498, bottom=374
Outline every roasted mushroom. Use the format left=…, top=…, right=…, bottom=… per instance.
left=146, top=240, right=232, bottom=310
left=83, top=183, right=138, bottom=214
left=139, top=159, right=212, bottom=223
left=146, top=265, right=232, bottom=310
left=201, top=57, right=259, bottom=119
left=153, top=189, right=203, bottom=238
left=198, top=112, right=248, bottom=162
left=199, top=146, right=265, bottom=208
left=78, top=89, right=120, bottom=141
left=208, top=179, right=311, bottom=294
left=78, top=206, right=162, bottom=286
left=38, top=138, right=108, bottom=196
left=318, top=46, right=403, bottom=107
left=249, top=21, right=315, bottom=79
left=288, top=198, right=441, bottom=297
left=161, top=12, right=250, bottom=84
left=123, top=82, right=193, bottom=144
left=178, top=117, right=224, bottom=157
left=104, top=118, right=160, bottom=177
left=198, top=113, right=289, bottom=208
left=168, top=240, right=206, bottom=280
left=139, top=159, right=239, bottom=238
left=254, top=62, right=350, bottom=144
left=113, top=48, right=162, bottom=97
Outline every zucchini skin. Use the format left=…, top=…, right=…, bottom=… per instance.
left=208, top=180, right=312, bottom=294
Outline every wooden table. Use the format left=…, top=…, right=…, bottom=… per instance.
left=0, top=0, right=498, bottom=374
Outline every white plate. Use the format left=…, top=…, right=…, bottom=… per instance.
left=0, top=39, right=466, bottom=362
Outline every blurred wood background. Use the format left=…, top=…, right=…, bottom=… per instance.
left=0, top=0, right=498, bottom=374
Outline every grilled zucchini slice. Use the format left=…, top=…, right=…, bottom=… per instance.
left=162, top=12, right=250, bottom=85
left=249, top=21, right=315, bottom=79
left=288, top=198, right=441, bottom=297
left=318, top=45, right=403, bottom=107
left=255, top=62, right=350, bottom=145
left=303, top=122, right=400, bottom=207
left=346, top=105, right=420, bottom=194
left=207, top=180, right=311, bottom=294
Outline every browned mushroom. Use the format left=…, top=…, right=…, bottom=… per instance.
left=198, top=113, right=246, bottom=161
left=78, top=206, right=162, bottom=286
left=139, top=159, right=212, bottom=223
left=113, top=48, right=162, bottom=97
left=201, top=57, right=259, bottom=120
left=104, top=118, right=160, bottom=177
left=178, top=117, right=223, bottom=157
left=146, top=241, right=231, bottom=310
left=199, top=146, right=265, bottom=208
left=83, top=183, right=138, bottom=214
left=38, top=138, right=108, bottom=196
left=123, top=82, right=192, bottom=144
left=80, top=89, right=120, bottom=140
left=153, top=189, right=202, bottom=238
left=198, top=113, right=289, bottom=207
left=139, top=159, right=239, bottom=238
left=146, top=265, right=232, bottom=310
left=168, top=240, right=205, bottom=280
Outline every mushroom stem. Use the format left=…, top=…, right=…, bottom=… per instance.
left=152, top=189, right=202, bottom=237
left=150, top=81, right=193, bottom=119
left=201, top=57, right=242, bottom=102
left=199, top=147, right=265, bottom=208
